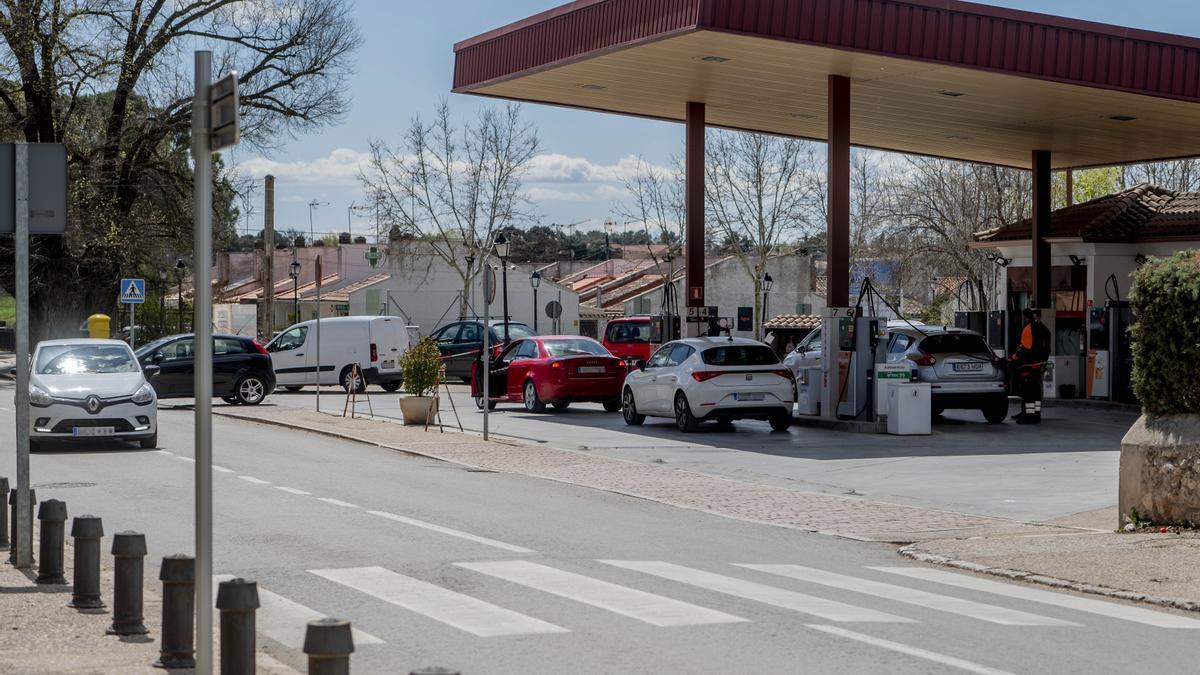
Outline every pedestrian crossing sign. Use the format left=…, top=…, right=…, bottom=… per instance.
left=120, top=278, right=146, bottom=304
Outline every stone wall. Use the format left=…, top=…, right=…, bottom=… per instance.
left=1119, top=414, right=1200, bottom=528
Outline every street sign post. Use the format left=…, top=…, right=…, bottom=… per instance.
left=120, top=279, right=146, bottom=349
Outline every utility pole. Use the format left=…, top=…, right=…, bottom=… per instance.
left=263, top=175, right=275, bottom=339
left=13, top=143, right=31, bottom=569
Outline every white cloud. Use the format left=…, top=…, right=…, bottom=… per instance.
left=234, top=148, right=370, bottom=186
left=526, top=153, right=665, bottom=184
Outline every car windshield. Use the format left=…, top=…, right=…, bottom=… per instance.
left=544, top=339, right=609, bottom=357
left=605, top=322, right=651, bottom=343
left=701, top=345, right=780, bottom=366
left=36, top=344, right=138, bottom=375
left=496, top=323, right=535, bottom=339
left=919, top=333, right=991, bottom=356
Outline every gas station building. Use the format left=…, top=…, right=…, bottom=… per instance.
left=453, top=0, right=1200, bottom=414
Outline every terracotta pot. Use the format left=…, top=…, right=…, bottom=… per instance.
left=399, top=396, right=437, bottom=426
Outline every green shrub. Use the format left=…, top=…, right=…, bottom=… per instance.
left=399, top=337, right=443, bottom=397
left=1130, top=251, right=1200, bottom=415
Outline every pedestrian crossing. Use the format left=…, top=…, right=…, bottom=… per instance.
left=226, top=559, right=1200, bottom=655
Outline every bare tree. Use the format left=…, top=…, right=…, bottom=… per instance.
left=361, top=101, right=539, bottom=319
left=704, top=130, right=818, bottom=337
left=615, top=156, right=685, bottom=253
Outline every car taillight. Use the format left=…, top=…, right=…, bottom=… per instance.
left=370, top=343, right=378, bottom=362
left=251, top=340, right=269, bottom=355
left=692, top=371, right=723, bottom=382
left=913, top=351, right=936, bottom=367
left=550, top=361, right=563, bottom=369
left=771, top=369, right=794, bottom=381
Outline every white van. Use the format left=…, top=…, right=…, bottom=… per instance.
left=266, top=316, right=412, bottom=392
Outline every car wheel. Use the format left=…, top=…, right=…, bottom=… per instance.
left=769, top=414, right=792, bottom=432
left=673, top=392, right=700, bottom=433
left=221, top=396, right=240, bottom=405
left=284, top=386, right=304, bottom=392
left=602, top=399, right=621, bottom=413
left=621, top=388, right=645, bottom=426
left=473, top=373, right=497, bottom=410
left=552, top=401, right=571, bottom=411
left=381, top=381, right=402, bottom=393
left=139, top=433, right=157, bottom=450
left=236, top=375, right=268, bottom=406
left=340, top=367, right=366, bottom=393
left=983, top=398, right=1009, bottom=424
left=523, top=380, right=547, bottom=413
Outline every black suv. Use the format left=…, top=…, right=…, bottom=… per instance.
left=135, top=334, right=277, bottom=405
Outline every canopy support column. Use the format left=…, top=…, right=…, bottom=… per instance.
left=827, top=75, right=850, bottom=308
left=685, top=101, right=706, bottom=337
left=1032, top=150, right=1052, bottom=309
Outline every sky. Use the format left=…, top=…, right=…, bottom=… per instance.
left=229, top=0, right=1200, bottom=242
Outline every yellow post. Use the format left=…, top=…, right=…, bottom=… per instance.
left=87, top=314, right=111, bottom=339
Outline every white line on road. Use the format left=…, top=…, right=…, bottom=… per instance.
left=176, top=456, right=195, bottom=463
left=366, top=510, right=534, bottom=554
left=737, top=564, right=1077, bottom=627
left=155, top=450, right=173, bottom=456
left=318, top=497, right=359, bottom=508
left=310, top=566, right=567, bottom=637
left=873, top=567, right=1200, bottom=629
left=239, top=476, right=271, bottom=485
left=456, top=561, right=745, bottom=627
left=212, top=465, right=234, bottom=474
left=275, top=486, right=311, bottom=496
left=807, top=624, right=1016, bottom=675
left=601, top=561, right=911, bottom=624
left=215, top=575, right=383, bottom=648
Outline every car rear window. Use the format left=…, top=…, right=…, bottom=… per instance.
left=501, top=323, right=535, bottom=339
left=544, top=339, right=609, bottom=357
left=701, top=345, right=780, bottom=366
left=605, top=322, right=651, bottom=344
left=920, top=333, right=990, bottom=355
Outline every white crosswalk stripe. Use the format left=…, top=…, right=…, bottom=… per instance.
left=214, top=575, right=383, bottom=648
left=599, top=561, right=911, bottom=623
left=310, top=566, right=568, bottom=637
left=808, top=624, right=1017, bottom=675
left=457, top=560, right=745, bottom=627
left=738, top=564, right=1078, bottom=626
left=873, top=567, right=1200, bottom=629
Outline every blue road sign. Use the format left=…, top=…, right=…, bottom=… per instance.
left=120, top=278, right=146, bottom=304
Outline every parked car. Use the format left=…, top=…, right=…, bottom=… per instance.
left=430, top=320, right=535, bottom=382
left=471, top=336, right=625, bottom=412
left=266, top=316, right=411, bottom=392
left=602, top=316, right=655, bottom=364
left=622, top=337, right=794, bottom=432
left=136, top=334, right=276, bottom=405
left=29, top=339, right=158, bottom=450
left=886, top=325, right=1008, bottom=423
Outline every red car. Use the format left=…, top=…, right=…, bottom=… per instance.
left=471, top=336, right=625, bottom=413
left=602, top=316, right=654, bottom=364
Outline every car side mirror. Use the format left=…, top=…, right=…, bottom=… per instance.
left=143, top=364, right=161, bottom=379
left=151, top=352, right=164, bottom=364
left=635, top=360, right=647, bottom=371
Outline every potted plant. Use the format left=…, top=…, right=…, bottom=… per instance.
left=398, top=337, right=442, bottom=425
left=1119, top=251, right=1200, bottom=528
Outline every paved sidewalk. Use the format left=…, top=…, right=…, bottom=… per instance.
left=215, top=406, right=1088, bottom=544
left=904, top=507, right=1200, bottom=612
left=1, top=526, right=297, bottom=674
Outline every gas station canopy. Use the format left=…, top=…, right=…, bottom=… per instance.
left=454, top=0, right=1200, bottom=170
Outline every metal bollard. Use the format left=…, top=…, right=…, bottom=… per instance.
left=304, top=618, right=355, bottom=675
left=0, top=478, right=8, bottom=548
left=35, top=499, right=68, bottom=584
left=410, top=669, right=461, bottom=675
left=9, top=488, right=34, bottom=564
left=68, top=515, right=105, bottom=609
left=217, top=578, right=260, bottom=675
left=107, top=531, right=148, bottom=635
left=155, top=555, right=195, bottom=669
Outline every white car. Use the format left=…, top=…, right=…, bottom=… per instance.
left=621, top=337, right=794, bottom=432
left=29, top=339, right=158, bottom=450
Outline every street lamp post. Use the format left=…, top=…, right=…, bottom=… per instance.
left=158, top=271, right=167, bottom=337
left=465, top=254, right=475, bottom=319
left=289, top=259, right=301, bottom=324
left=494, top=233, right=511, bottom=344
left=761, top=272, right=774, bottom=340
left=174, top=259, right=186, bottom=334
left=308, top=199, right=328, bottom=245
left=530, top=270, right=541, bottom=332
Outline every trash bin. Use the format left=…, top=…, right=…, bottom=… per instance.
left=888, top=383, right=931, bottom=435
left=87, top=314, right=111, bottom=339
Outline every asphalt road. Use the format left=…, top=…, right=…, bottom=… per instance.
left=270, top=384, right=1134, bottom=522
left=3, top=381, right=1196, bottom=675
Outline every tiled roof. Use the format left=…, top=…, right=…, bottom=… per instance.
left=976, top=184, right=1197, bottom=243
left=764, top=314, right=821, bottom=331
left=321, top=273, right=391, bottom=303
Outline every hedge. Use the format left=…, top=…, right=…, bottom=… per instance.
left=1129, top=251, right=1200, bottom=415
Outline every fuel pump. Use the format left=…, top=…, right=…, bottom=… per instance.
left=834, top=313, right=888, bottom=420
left=1106, top=301, right=1134, bottom=403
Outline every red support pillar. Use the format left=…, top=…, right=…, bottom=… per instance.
left=685, top=102, right=706, bottom=329
left=826, top=76, right=851, bottom=308
left=1032, top=150, right=1052, bottom=309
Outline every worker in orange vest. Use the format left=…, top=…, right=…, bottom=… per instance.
left=1010, top=308, right=1052, bottom=424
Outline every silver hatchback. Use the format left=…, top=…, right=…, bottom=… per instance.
left=887, top=326, right=1009, bottom=423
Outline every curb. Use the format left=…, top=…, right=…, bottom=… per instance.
left=899, top=544, right=1200, bottom=614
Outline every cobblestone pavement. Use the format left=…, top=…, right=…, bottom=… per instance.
left=216, top=406, right=1087, bottom=543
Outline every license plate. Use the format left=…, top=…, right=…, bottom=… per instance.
left=953, top=362, right=984, bottom=372
left=73, top=427, right=115, bottom=437
left=734, top=393, right=765, bottom=402
left=381, top=360, right=395, bottom=370
left=578, top=366, right=606, bottom=374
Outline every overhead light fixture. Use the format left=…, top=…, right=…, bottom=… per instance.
left=1069, top=254, right=1084, bottom=267
left=993, top=256, right=1012, bottom=268
left=938, top=90, right=966, bottom=97
left=946, top=135, right=972, bottom=141
left=580, top=84, right=606, bottom=91
left=1109, top=115, right=1137, bottom=122
left=700, top=55, right=731, bottom=63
